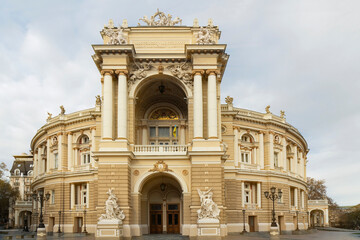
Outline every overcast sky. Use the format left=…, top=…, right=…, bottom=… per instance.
left=0, top=0, right=359, bottom=206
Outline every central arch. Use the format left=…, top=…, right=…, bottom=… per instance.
left=134, top=171, right=188, bottom=235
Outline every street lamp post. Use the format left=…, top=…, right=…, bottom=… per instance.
left=264, top=187, right=282, bottom=227
left=241, top=209, right=246, bottom=234
left=32, top=189, right=50, bottom=229
left=57, top=211, right=61, bottom=233
left=296, top=211, right=299, bottom=231
left=83, top=206, right=87, bottom=234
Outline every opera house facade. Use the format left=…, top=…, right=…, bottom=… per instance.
left=30, top=11, right=309, bottom=238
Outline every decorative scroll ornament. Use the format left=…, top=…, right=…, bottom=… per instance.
left=167, top=62, right=193, bottom=88
left=139, top=9, right=182, bottom=26
left=103, top=27, right=127, bottom=45
left=149, top=109, right=178, bottom=120
left=149, top=160, right=173, bottom=172
left=197, top=188, right=220, bottom=221
left=196, top=26, right=216, bottom=44
left=129, top=63, right=153, bottom=85
left=98, top=189, right=125, bottom=221
left=225, top=96, right=233, bottom=104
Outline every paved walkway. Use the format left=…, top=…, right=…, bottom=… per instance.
left=1, top=228, right=360, bottom=239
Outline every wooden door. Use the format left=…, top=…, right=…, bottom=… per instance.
left=167, top=204, right=180, bottom=234
left=150, top=204, right=163, bottom=234
left=249, top=216, right=255, bottom=232
left=75, top=217, right=82, bottom=233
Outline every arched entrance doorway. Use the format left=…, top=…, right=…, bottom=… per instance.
left=138, top=172, right=184, bottom=235
left=19, top=210, right=32, bottom=230
left=310, top=209, right=325, bottom=227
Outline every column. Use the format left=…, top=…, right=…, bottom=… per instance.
left=282, top=137, right=287, bottom=171
left=142, top=126, right=147, bottom=145
left=102, top=70, right=113, bottom=139
left=207, top=70, right=217, bottom=138
left=67, top=132, right=73, bottom=170
left=58, top=134, right=62, bottom=170
left=116, top=70, right=128, bottom=139
left=74, top=148, right=78, bottom=166
left=34, top=151, right=38, bottom=177
left=301, top=190, right=305, bottom=209
left=259, top=132, right=264, bottom=169
left=86, top=182, right=90, bottom=208
left=253, top=147, right=257, bottom=165
left=241, top=181, right=245, bottom=208
left=91, top=127, right=96, bottom=167
left=269, top=132, right=274, bottom=169
left=299, top=151, right=303, bottom=177
left=257, top=182, right=261, bottom=208
left=325, top=209, right=329, bottom=226
left=294, top=188, right=298, bottom=209
left=293, top=145, right=298, bottom=175
left=234, top=128, right=239, bottom=167
left=180, top=126, right=185, bottom=145
left=193, top=71, right=203, bottom=139
left=71, top=184, right=75, bottom=209
left=46, top=138, right=50, bottom=172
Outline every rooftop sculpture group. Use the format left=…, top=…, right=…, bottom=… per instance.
left=139, top=9, right=182, bottom=26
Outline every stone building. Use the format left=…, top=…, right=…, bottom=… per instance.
left=8, top=153, right=33, bottom=229
left=30, top=11, right=309, bottom=238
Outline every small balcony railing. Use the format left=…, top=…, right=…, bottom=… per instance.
left=134, top=145, right=188, bottom=155
left=75, top=204, right=86, bottom=211
left=245, top=203, right=257, bottom=210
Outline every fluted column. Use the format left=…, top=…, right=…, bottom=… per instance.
left=234, top=128, right=239, bottom=167
left=70, top=184, right=75, bottom=209
left=102, top=70, right=114, bottom=139
left=116, top=70, right=128, bottom=139
left=294, top=145, right=298, bottom=175
left=58, top=133, right=62, bottom=170
left=282, top=137, right=287, bottom=171
left=193, top=71, right=203, bottom=139
left=207, top=70, right=217, bottom=138
left=241, top=181, right=245, bottom=208
left=142, top=126, right=147, bottom=145
left=259, top=132, right=264, bottom=169
left=269, top=132, right=274, bottom=169
left=91, top=127, right=96, bottom=167
left=257, top=182, right=261, bottom=208
left=86, top=182, right=90, bottom=208
left=46, top=138, right=50, bottom=172
left=67, top=132, right=72, bottom=170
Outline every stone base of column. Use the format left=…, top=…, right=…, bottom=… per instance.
left=37, top=227, right=47, bottom=240
left=270, top=226, right=279, bottom=235
left=197, top=219, right=221, bottom=239
left=96, top=219, right=123, bottom=240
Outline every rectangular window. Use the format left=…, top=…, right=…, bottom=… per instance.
left=54, top=153, right=58, bottom=169
left=290, top=187, right=295, bottom=206
left=51, top=190, right=55, bottom=204
left=274, top=152, right=279, bottom=167
left=241, top=152, right=250, bottom=163
left=82, top=153, right=90, bottom=164
left=158, top=127, right=170, bottom=137
left=150, top=127, right=156, bottom=137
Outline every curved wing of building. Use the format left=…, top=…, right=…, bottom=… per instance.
left=29, top=11, right=310, bottom=237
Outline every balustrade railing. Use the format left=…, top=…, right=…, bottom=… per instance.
left=134, top=145, right=188, bottom=155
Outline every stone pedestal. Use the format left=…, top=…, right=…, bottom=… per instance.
left=37, top=227, right=47, bottom=240
left=197, top=218, right=221, bottom=239
left=96, top=219, right=123, bottom=240
left=270, top=226, right=279, bottom=236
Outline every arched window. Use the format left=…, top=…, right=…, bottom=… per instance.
left=78, top=135, right=90, bottom=165
left=14, top=169, right=20, bottom=176
left=241, top=134, right=253, bottom=143
left=79, top=135, right=89, bottom=144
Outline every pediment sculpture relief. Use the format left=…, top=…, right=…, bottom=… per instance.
left=139, top=9, right=182, bottom=26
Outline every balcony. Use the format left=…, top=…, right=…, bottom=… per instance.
left=245, top=203, right=257, bottom=210
left=133, top=145, right=188, bottom=156
left=73, top=164, right=91, bottom=171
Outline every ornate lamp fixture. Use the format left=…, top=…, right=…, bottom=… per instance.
left=264, top=187, right=282, bottom=227
left=32, top=189, right=51, bottom=228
